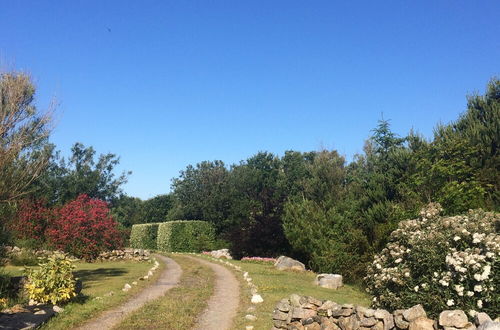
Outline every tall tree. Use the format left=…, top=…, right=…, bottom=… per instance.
left=0, top=72, right=52, bottom=202
left=32, top=142, right=130, bottom=205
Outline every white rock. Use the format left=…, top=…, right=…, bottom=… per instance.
left=251, top=294, right=264, bottom=304
left=245, top=314, right=257, bottom=321
left=53, top=305, right=64, bottom=313
left=122, top=283, right=132, bottom=292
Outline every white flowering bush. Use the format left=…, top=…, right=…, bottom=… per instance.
left=365, top=203, right=499, bottom=318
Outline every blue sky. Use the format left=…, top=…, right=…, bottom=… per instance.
left=1, top=1, right=499, bottom=199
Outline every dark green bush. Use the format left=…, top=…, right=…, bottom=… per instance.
left=129, top=223, right=161, bottom=249
left=157, top=220, right=216, bottom=252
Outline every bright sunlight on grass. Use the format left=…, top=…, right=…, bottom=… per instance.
left=115, top=254, right=215, bottom=330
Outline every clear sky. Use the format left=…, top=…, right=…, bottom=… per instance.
left=1, top=1, right=499, bottom=200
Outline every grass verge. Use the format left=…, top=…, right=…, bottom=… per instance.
left=114, top=254, right=215, bottom=330
left=0, top=258, right=164, bottom=330
left=215, top=258, right=372, bottom=330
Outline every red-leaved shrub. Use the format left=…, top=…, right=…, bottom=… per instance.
left=10, top=199, right=51, bottom=243
left=46, top=194, right=123, bottom=260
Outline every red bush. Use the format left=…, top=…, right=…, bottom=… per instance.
left=46, top=194, right=123, bottom=260
left=10, top=199, right=51, bottom=242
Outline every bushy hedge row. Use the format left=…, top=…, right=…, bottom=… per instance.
left=157, top=220, right=215, bottom=252
left=129, top=223, right=161, bottom=249
left=365, top=203, right=499, bottom=317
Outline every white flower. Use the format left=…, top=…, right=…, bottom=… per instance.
left=474, top=273, right=482, bottom=281
left=433, top=272, right=439, bottom=277
left=376, top=263, right=382, bottom=269
left=454, top=236, right=461, bottom=241
left=477, top=300, right=483, bottom=308
left=395, top=258, right=402, bottom=264
left=404, top=272, right=410, bottom=278
left=469, top=310, right=477, bottom=317
left=414, top=286, right=419, bottom=292
left=447, top=299, right=454, bottom=306
left=467, top=291, right=474, bottom=297
left=474, top=285, right=482, bottom=292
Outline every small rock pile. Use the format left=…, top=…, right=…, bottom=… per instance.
left=272, top=294, right=499, bottom=330
left=209, top=249, right=233, bottom=259
left=96, top=248, right=150, bottom=261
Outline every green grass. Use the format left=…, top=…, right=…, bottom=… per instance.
left=115, top=254, right=215, bottom=330
left=1, top=258, right=163, bottom=330
left=219, top=258, right=372, bottom=330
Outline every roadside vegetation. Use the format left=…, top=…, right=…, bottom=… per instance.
left=226, top=258, right=372, bottom=329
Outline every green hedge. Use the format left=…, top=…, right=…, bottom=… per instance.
left=157, top=220, right=216, bottom=252
left=129, top=223, right=161, bottom=249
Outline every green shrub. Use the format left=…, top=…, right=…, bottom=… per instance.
left=25, top=253, right=77, bottom=305
left=157, top=220, right=216, bottom=252
left=129, top=223, right=161, bottom=249
left=365, top=203, right=499, bottom=318
left=9, top=250, right=39, bottom=266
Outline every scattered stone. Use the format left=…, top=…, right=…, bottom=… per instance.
left=104, top=291, right=114, bottom=297
left=276, top=299, right=291, bottom=312
left=132, top=281, right=138, bottom=285
left=439, top=310, right=469, bottom=328
left=148, top=271, right=153, bottom=276
left=53, top=305, right=64, bottom=313
left=314, top=273, right=344, bottom=289
left=210, top=249, right=232, bottom=259
left=291, top=307, right=317, bottom=319
left=251, top=294, right=264, bottom=304
left=477, top=321, right=500, bottom=330
left=122, top=283, right=132, bottom=292
left=394, top=310, right=409, bottom=329
left=274, top=256, right=306, bottom=272
left=409, top=317, right=434, bottom=330
left=245, top=326, right=254, bottom=330
left=245, top=314, right=257, bottom=321
left=475, top=314, right=493, bottom=326
left=403, top=305, right=427, bottom=322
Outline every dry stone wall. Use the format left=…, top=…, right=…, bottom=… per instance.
left=272, top=294, right=499, bottom=330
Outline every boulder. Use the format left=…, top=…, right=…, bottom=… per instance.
left=439, top=310, right=469, bottom=328
left=409, top=317, right=434, bottom=330
left=475, top=314, right=492, bottom=326
left=477, top=321, right=500, bottom=330
left=403, top=305, right=427, bottom=322
left=210, top=249, right=232, bottom=259
left=374, top=309, right=394, bottom=330
left=274, top=256, right=306, bottom=272
left=315, top=274, right=343, bottom=289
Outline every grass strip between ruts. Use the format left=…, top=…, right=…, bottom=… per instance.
left=114, top=254, right=215, bottom=330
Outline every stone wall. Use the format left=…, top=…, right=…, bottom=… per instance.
left=96, top=248, right=150, bottom=261
left=272, top=294, right=498, bottom=330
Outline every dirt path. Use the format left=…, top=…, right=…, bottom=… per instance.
left=186, top=256, right=240, bottom=330
left=77, top=254, right=182, bottom=330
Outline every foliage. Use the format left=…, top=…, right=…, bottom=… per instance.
left=365, top=203, right=499, bottom=317
left=169, top=160, right=230, bottom=231
left=46, top=194, right=123, bottom=260
left=0, top=71, right=52, bottom=203
left=32, top=142, right=130, bottom=206
left=111, top=194, right=145, bottom=228
left=25, top=253, right=77, bottom=304
left=143, top=194, right=173, bottom=223
left=225, top=152, right=290, bottom=258
left=156, top=220, right=216, bottom=252
left=284, top=199, right=371, bottom=280
left=9, top=199, right=50, bottom=243
left=129, top=223, right=161, bottom=249
left=9, top=249, right=39, bottom=266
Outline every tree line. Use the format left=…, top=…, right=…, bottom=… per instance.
left=1, top=69, right=498, bottom=281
